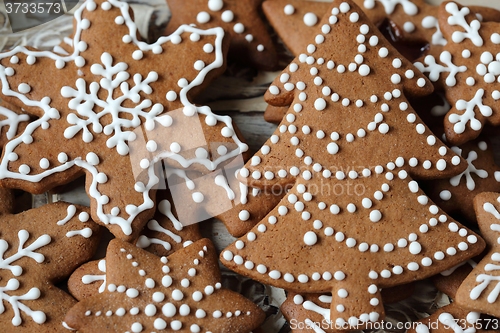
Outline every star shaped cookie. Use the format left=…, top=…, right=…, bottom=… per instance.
left=64, top=238, right=266, bottom=332
left=67, top=189, right=202, bottom=300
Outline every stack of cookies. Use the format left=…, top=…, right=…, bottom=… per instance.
left=0, top=0, right=499, bottom=332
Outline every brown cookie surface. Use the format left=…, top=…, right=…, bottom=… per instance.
left=456, top=192, right=500, bottom=317
left=0, top=190, right=101, bottom=332
left=166, top=0, right=278, bottom=70
left=65, top=238, right=266, bottom=332
left=0, top=0, right=249, bottom=241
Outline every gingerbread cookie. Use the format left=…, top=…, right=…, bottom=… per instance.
left=263, top=0, right=336, bottom=57
left=415, top=2, right=500, bottom=145
left=164, top=156, right=285, bottom=237
left=0, top=0, right=249, bottom=241
left=0, top=189, right=101, bottom=331
left=433, top=258, right=477, bottom=300
left=64, top=238, right=266, bottom=332
left=68, top=189, right=202, bottom=300
left=166, top=0, right=278, bottom=70
left=407, top=303, right=495, bottom=333
left=222, top=0, right=486, bottom=328
left=456, top=192, right=500, bottom=318
left=419, top=138, right=500, bottom=225
left=282, top=284, right=416, bottom=333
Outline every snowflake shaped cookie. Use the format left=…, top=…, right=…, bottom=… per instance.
left=166, top=0, right=278, bottom=70
left=0, top=189, right=101, bottom=331
left=420, top=138, right=500, bottom=224
left=0, top=0, right=248, bottom=241
left=456, top=192, right=500, bottom=318
left=416, top=2, right=500, bottom=145
left=64, top=238, right=265, bottom=332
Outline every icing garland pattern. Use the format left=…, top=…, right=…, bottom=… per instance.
left=0, top=0, right=248, bottom=239
left=223, top=0, right=485, bottom=328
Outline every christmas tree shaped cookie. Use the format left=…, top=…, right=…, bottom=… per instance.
left=64, top=238, right=265, bottom=332
left=0, top=0, right=248, bottom=241
left=221, top=0, right=485, bottom=328
left=0, top=189, right=101, bottom=331
left=166, top=0, right=278, bottom=70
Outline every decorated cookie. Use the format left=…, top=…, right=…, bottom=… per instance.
left=407, top=303, right=495, bottom=333
left=64, top=238, right=266, bottom=332
left=0, top=0, right=249, bottom=241
left=415, top=2, right=500, bottom=145
left=356, top=0, right=500, bottom=58
left=263, top=0, right=336, bottom=57
left=0, top=188, right=101, bottom=331
left=68, top=189, right=202, bottom=300
left=282, top=284, right=416, bottom=333
left=419, top=138, right=500, bottom=224
left=455, top=192, right=500, bottom=318
left=165, top=0, right=278, bottom=70
left=221, top=0, right=486, bottom=329
left=164, top=156, right=286, bottom=237
left=433, top=258, right=477, bottom=300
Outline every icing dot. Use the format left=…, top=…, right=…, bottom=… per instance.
left=234, top=23, right=245, bottom=34
left=208, top=0, right=223, bottom=11
left=154, top=318, right=167, bottom=330
left=39, top=158, right=50, bottom=169
left=131, top=322, right=142, bottom=332
left=221, top=10, right=234, bottom=22
left=284, top=4, right=295, bottom=15
left=58, top=152, right=68, bottom=163
left=18, top=83, right=31, bottom=93
left=314, top=98, right=327, bottom=111
left=197, top=11, right=211, bottom=24
left=304, top=13, right=318, bottom=26
left=304, top=231, right=318, bottom=246
left=19, top=164, right=30, bottom=175
left=369, top=210, right=382, bottom=222
left=203, top=44, right=214, bottom=53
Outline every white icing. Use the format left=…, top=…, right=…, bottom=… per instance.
left=0, top=106, right=30, bottom=140
left=0, top=0, right=247, bottom=237
left=0, top=230, right=51, bottom=325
